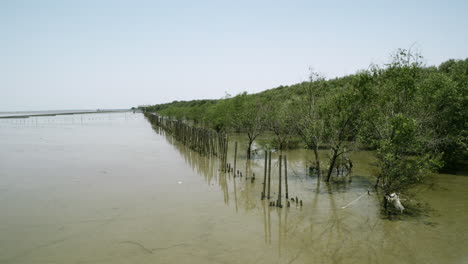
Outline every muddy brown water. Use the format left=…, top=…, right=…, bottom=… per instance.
left=0, top=113, right=466, bottom=264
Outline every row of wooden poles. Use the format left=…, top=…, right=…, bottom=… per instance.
left=230, top=143, right=301, bottom=208
left=146, top=112, right=301, bottom=208
left=145, top=113, right=229, bottom=170
left=261, top=152, right=299, bottom=208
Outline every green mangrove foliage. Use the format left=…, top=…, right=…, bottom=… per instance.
left=142, top=50, right=467, bottom=208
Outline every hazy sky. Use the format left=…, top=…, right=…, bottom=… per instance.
left=1, top=0, right=467, bottom=111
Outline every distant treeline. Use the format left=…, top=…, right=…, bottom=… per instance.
left=143, top=50, right=467, bottom=193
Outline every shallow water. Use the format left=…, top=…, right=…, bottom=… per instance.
left=0, top=113, right=466, bottom=264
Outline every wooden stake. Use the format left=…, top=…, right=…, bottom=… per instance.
left=267, top=151, right=271, bottom=199
left=262, top=150, right=267, bottom=199
left=233, top=142, right=238, bottom=175
left=284, top=155, right=288, bottom=199
left=278, top=154, right=282, bottom=207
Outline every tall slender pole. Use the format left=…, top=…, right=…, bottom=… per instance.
left=278, top=154, right=282, bottom=207
left=267, top=151, right=271, bottom=199
left=233, top=142, right=238, bottom=174
left=245, top=150, right=249, bottom=180
left=284, top=155, right=289, bottom=199
left=262, top=150, right=267, bottom=199
left=224, top=135, right=229, bottom=171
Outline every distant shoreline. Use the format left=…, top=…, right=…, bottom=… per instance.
left=0, top=109, right=133, bottom=119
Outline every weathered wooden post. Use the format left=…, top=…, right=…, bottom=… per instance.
left=284, top=155, right=289, bottom=199
left=278, top=154, right=282, bottom=207
left=225, top=136, right=229, bottom=171
left=267, top=151, right=271, bottom=199
left=245, top=157, right=249, bottom=181
left=233, top=142, right=238, bottom=175
left=222, top=134, right=228, bottom=172
left=262, top=150, right=267, bottom=199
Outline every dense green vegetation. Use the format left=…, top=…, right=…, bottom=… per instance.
left=143, top=49, right=467, bottom=207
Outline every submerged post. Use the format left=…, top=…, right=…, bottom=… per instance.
left=284, top=155, right=288, bottom=199
left=278, top=154, right=282, bottom=207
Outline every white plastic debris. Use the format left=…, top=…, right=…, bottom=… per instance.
left=386, top=192, right=405, bottom=213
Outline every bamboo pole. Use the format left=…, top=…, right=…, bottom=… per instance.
left=267, top=151, right=271, bottom=199
left=284, top=155, right=288, bottom=199
left=278, top=154, right=282, bottom=207
left=233, top=142, right=238, bottom=175
left=245, top=152, right=249, bottom=180
left=225, top=135, right=229, bottom=171
left=262, top=150, right=267, bottom=199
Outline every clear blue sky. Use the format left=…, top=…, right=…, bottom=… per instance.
left=1, top=0, right=467, bottom=111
